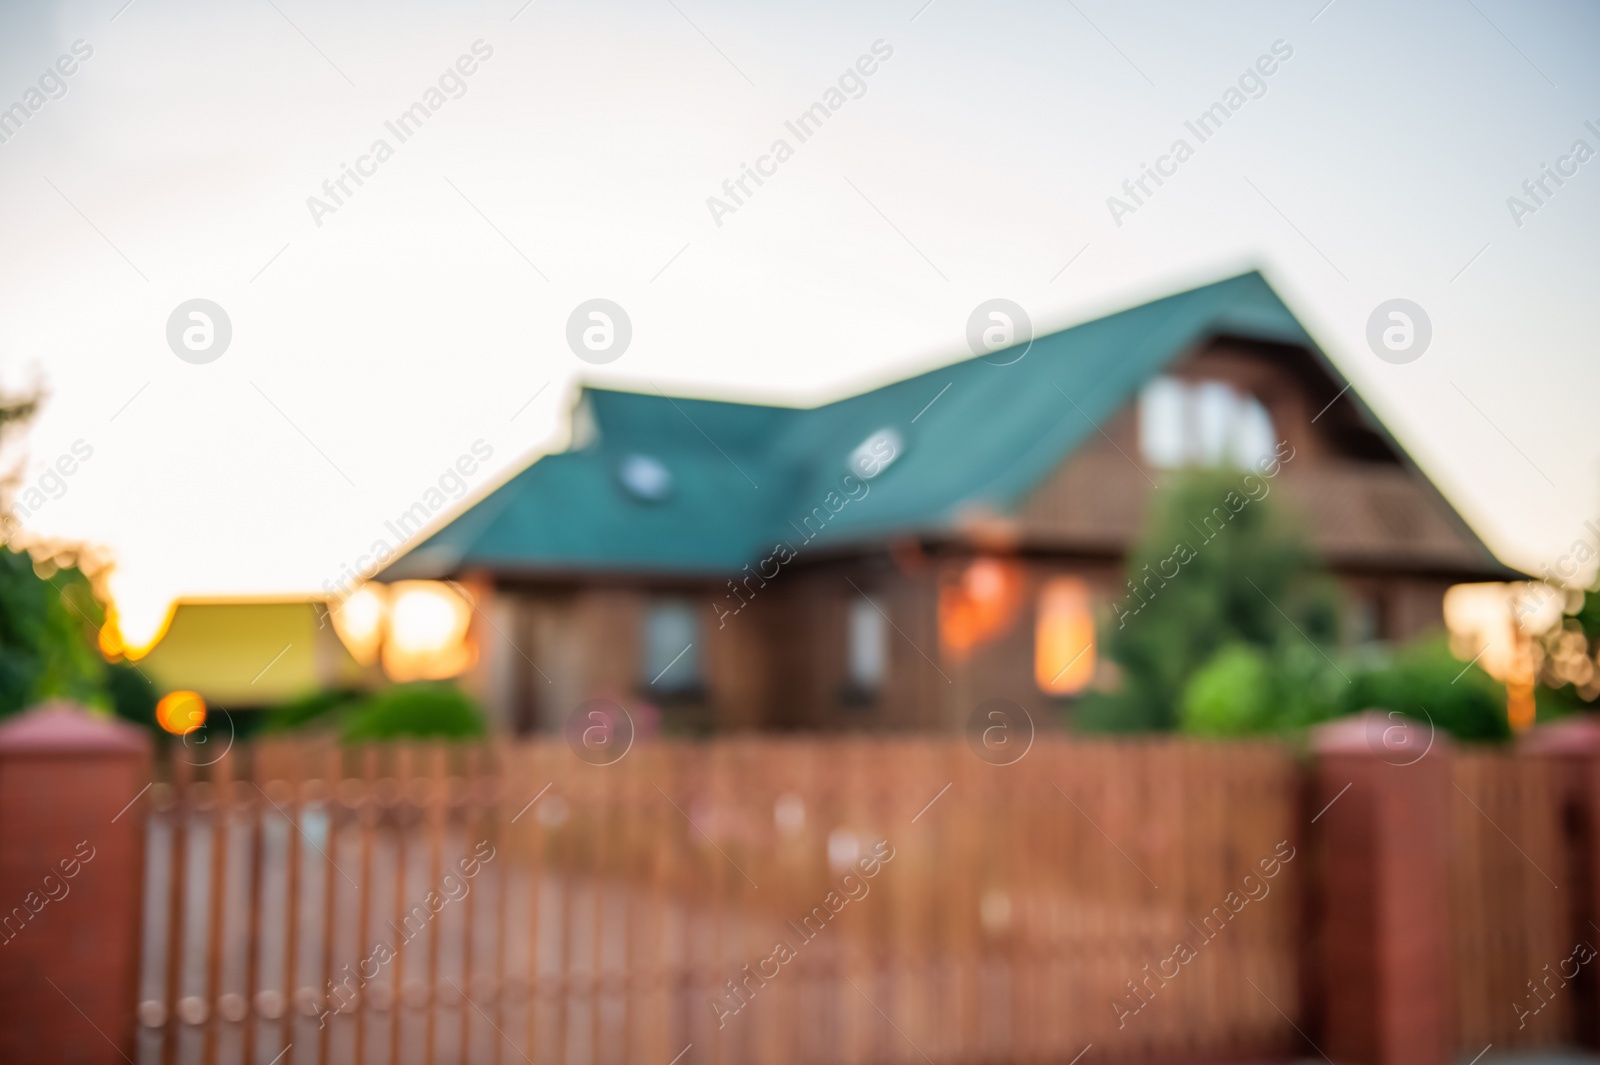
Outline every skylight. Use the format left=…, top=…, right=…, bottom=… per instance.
left=618, top=454, right=673, bottom=501
left=848, top=428, right=904, bottom=480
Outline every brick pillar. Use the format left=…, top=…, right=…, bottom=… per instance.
left=1311, top=710, right=1452, bottom=1065
left=0, top=703, right=152, bottom=1063
left=1523, top=715, right=1600, bottom=1047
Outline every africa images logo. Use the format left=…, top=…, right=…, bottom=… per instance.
left=166, top=299, right=232, bottom=364
left=1365, top=299, right=1431, bottom=365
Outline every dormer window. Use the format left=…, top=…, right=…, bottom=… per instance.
left=1138, top=376, right=1275, bottom=469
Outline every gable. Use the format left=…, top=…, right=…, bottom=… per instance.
left=1013, top=335, right=1514, bottom=577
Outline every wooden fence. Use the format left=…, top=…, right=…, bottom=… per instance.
left=1448, top=749, right=1592, bottom=1053
left=133, top=737, right=1306, bottom=1065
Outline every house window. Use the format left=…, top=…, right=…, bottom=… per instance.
left=1035, top=577, right=1095, bottom=695
left=1138, top=376, right=1275, bottom=469
left=1345, top=591, right=1386, bottom=646
left=938, top=558, right=1026, bottom=658
left=643, top=599, right=700, bottom=692
left=847, top=596, right=887, bottom=693
left=1138, top=377, right=1188, bottom=468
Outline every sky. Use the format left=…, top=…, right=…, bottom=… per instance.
left=0, top=0, right=1595, bottom=646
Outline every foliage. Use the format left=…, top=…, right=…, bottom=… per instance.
left=1078, top=465, right=1339, bottom=732
left=1536, top=681, right=1585, bottom=724
left=338, top=682, right=487, bottom=742
left=1075, top=463, right=1517, bottom=743
left=0, top=391, right=135, bottom=721
left=1177, top=631, right=1509, bottom=743
left=1179, top=643, right=1275, bottom=737
left=0, top=391, right=38, bottom=474
left=262, top=687, right=362, bottom=734
left=105, top=659, right=158, bottom=726
left=1534, top=587, right=1600, bottom=712
left=1180, top=638, right=1349, bottom=737
left=1343, top=632, right=1509, bottom=742
left=0, top=547, right=115, bottom=717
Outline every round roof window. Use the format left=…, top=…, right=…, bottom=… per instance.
left=618, top=454, right=673, bottom=502
left=848, top=428, right=904, bottom=480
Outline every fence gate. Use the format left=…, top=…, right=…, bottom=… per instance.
left=134, top=736, right=1304, bottom=1065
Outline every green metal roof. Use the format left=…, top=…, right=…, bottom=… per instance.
left=382, top=271, right=1320, bottom=579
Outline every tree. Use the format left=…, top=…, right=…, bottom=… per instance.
left=0, top=389, right=138, bottom=721
left=1074, top=451, right=1527, bottom=743
left=0, top=549, right=111, bottom=715
left=1077, top=465, right=1339, bottom=732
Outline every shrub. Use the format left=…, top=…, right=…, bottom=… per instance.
left=1180, top=643, right=1275, bottom=737
left=1177, top=630, right=1510, bottom=743
left=1342, top=633, right=1508, bottom=743
left=262, top=687, right=361, bottom=734
left=339, top=682, right=487, bottom=742
left=1180, top=638, right=1348, bottom=737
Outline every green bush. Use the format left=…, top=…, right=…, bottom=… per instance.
left=1180, top=643, right=1275, bottom=736
left=262, top=687, right=361, bottom=734
left=0, top=548, right=111, bottom=716
left=1177, top=630, right=1510, bottom=743
left=1343, top=633, right=1509, bottom=743
left=1180, top=638, right=1349, bottom=737
left=339, top=683, right=487, bottom=742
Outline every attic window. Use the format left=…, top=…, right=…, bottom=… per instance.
left=848, top=428, right=904, bottom=480
left=1138, top=377, right=1275, bottom=469
left=618, top=454, right=672, bottom=502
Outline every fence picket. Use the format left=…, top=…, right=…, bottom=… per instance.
left=138, top=733, right=1578, bottom=1064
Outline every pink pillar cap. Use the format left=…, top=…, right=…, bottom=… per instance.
left=0, top=702, right=151, bottom=755
left=1311, top=707, right=1446, bottom=763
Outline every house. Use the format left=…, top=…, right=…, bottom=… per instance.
left=378, top=272, right=1518, bottom=734
left=135, top=599, right=371, bottom=709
